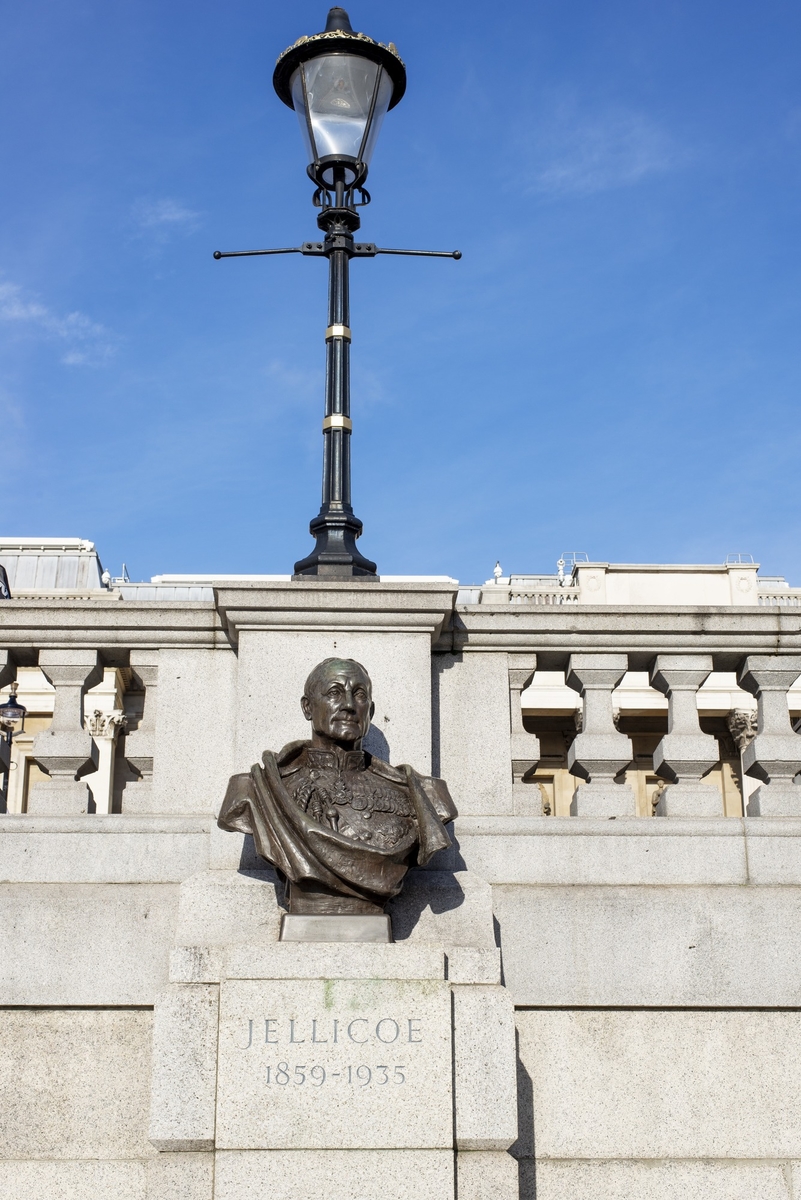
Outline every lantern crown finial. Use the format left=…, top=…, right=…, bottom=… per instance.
left=324, top=7, right=353, bottom=33
left=274, top=11, right=406, bottom=113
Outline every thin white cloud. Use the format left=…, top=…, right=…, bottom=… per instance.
left=266, top=359, right=322, bottom=405
left=265, top=358, right=390, bottom=415
left=132, top=197, right=202, bottom=241
left=522, top=104, right=682, bottom=197
left=0, top=280, right=118, bottom=366
left=0, top=385, right=24, bottom=426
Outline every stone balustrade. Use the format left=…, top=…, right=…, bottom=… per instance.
left=0, top=582, right=799, bottom=822
left=506, top=652, right=800, bottom=821
left=3, top=579, right=801, bottom=1200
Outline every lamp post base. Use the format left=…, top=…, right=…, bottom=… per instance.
left=293, top=507, right=378, bottom=580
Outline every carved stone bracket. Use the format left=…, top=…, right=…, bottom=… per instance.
left=86, top=709, right=126, bottom=740
left=726, top=710, right=758, bottom=754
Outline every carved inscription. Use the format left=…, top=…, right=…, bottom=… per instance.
left=265, top=1062, right=406, bottom=1086
left=238, top=1016, right=423, bottom=1048
left=215, top=978, right=453, bottom=1150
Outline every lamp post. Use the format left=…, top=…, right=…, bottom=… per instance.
left=0, top=682, right=26, bottom=812
left=215, top=7, right=460, bottom=579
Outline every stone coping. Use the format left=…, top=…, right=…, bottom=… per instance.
left=3, top=814, right=801, bottom=889
left=8, top=813, right=801, bottom=836
left=457, top=815, right=801, bottom=835
left=169, top=943, right=501, bottom=986
left=456, top=816, right=749, bottom=836
left=454, top=815, right=801, bottom=888
left=170, top=943, right=446, bottom=984
left=4, top=813, right=801, bottom=832
left=0, top=814, right=212, bottom=833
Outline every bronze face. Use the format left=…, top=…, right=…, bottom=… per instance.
left=300, top=658, right=374, bottom=750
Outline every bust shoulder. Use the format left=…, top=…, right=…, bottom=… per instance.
left=367, top=756, right=407, bottom=786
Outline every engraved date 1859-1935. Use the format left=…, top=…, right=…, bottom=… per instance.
left=266, top=1063, right=406, bottom=1087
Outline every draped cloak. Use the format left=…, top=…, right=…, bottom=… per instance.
left=217, top=741, right=457, bottom=906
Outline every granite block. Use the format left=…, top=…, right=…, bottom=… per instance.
left=526, top=1159, right=790, bottom=1200
left=215, top=977, right=452, bottom=1149
left=517, top=1009, right=801, bottom=1159
left=453, top=985, right=517, bottom=1150
left=213, top=1149, right=454, bottom=1200
left=0, top=1009, right=153, bottom=1159
left=149, top=985, right=220, bottom=1152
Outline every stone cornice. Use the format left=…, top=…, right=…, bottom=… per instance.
left=2, top=592, right=800, bottom=664
left=0, top=599, right=226, bottom=652
left=447, top=604, right=801, bottom=666
left=214, top=581, right=459, bottom=645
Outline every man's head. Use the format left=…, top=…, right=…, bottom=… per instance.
left=301, top=658, right=374, bottom=750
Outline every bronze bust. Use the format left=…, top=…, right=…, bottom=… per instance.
left=218, top=658, right=457, bottom=915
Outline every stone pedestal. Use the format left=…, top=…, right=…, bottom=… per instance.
left=149, top=869, right=518, bottom=1200
left=570, top=783, right=636, bottom=817
left=216, top=972, right=452, bottom=1150
left=279, top=913, right=392, bottom=942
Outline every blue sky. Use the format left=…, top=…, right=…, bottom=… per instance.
left=1, top=0, right=800, bottom=584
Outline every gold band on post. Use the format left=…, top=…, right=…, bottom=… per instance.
left=322, top=414, right=353, bottom=433
left=325, top=324, right=352, bottom=341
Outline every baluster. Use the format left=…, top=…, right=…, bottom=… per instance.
left=122, top=651, right=159, bottom=813
left=85, top=706, right=126, bottom=814
left=508, top=655, right=540, bottom=814
left=650, top=655, right=722, bottom=815
left=737, top=655, right=801, bottom=816
left=29, top=650, right=103, bottom=815
left=566, top=654, right=635, bottom=816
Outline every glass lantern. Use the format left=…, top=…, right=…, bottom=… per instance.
left=274, top=7, right=406, bottom=193
left=0, top=683, right=26, bottom=737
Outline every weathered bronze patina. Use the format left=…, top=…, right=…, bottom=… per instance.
left=217, top=658, right=456, bottom=915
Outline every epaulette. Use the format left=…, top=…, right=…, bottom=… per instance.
left=273, top=740, right=310, bottom=777
left=368, top=756, right=407, bottom=785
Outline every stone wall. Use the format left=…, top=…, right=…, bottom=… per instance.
left=1, top=581, right=801, bottom=1198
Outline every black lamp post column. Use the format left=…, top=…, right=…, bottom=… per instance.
left=214, top=10, right=459, bottom=578
left=294, top=199, right=377, bottom=579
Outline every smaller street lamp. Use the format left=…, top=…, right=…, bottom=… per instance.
left=215, top=8, right=460, bottom=579
left=0, top=682, right=26, bottom=812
